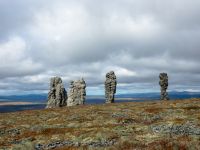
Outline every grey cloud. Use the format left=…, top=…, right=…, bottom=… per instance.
left=0, top=0, right=200, bottom=94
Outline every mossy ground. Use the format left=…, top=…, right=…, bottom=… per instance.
left=0, top=99, right=200, bottom=150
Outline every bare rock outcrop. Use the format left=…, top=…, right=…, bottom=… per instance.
left=159, top=73, right=169, bottom=100
left=67, top=78, right=86, bottom=106
left=46, top=77, right=67, bottom=108
left=105, top=71, right=117, bottom=103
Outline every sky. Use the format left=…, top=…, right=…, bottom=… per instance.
left=0, top=0, right=200, bottom=95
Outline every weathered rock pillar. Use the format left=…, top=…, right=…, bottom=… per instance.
left=105, top=71, right=117, bottom=103
left=46, top=77, right=67, bottom=108
left=67, top=78, right=86, bottom=106
left=159, top=73, right=169, bottom=100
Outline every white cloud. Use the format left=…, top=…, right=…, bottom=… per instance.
left=0, top=36, right=26, bottom=64
left=103, top=66, right=137, bottom=77
left=0, top=0, right=200, bottom=94
left=0, top=36, right=43, bottom=78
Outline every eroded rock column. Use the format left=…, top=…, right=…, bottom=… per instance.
left=67, top=78, right=86, bottom=106
left=105, top=71, right=117, bottom=103
left=159, top=73, right=169, bottom=100
left=46, top=77, right=67, bottom=108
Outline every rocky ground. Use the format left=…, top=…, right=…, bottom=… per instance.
left=0, top=99, right=200, bottom=150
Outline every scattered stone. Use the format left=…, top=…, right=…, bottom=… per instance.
left=46, top=77, right=67, bottom=108
left=121, top=118, right=135, bottom=124
left=34, top=143, right=44, bottom=150
left=143, top=114, right=162, bottom=122
left=0, top=128, right=20, bottom=136
left=10, top=140, right=22, bottom=145
left=84, top=139, right=116, bottom=147
left=67, top=78, right=86, bottom=106
left=105, top=71, right=117, bottom=103
left=111, top=113, right=129, bottom=118
left=151, top=123, right=200, bottom=135
left=8, top=128, right=20, bottom=135
left=34, top=139, right=115, bottom=150
left=159, top=73, right=169, bottom=100
left=0, top=129, right=5, bottom=136
left=62, top=140, right=74, bottom=146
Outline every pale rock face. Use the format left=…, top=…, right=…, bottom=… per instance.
left=46, top=77, right=67, bottom=108
left=105, top=71, right=117, bottom=103
left=67, top=78, right=86, bottom=106
left=159, top=73, right=169, bottom=100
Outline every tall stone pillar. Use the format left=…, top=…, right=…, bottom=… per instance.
left=159, top=73, right=169, bottom=100
left=105, top=71, right=117, bottom=103
left=67, top=78, right=86, bottom=106
left=46, top=77, right=67, bottom=108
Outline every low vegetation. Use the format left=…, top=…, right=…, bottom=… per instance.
left=0, top=98, right=200, bottom=149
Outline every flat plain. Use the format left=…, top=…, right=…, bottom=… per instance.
left=0, top=99, right=200, bottom=150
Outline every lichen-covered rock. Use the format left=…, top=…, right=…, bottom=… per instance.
left=105, top=71, right=117, bottom=103
left=46, top=77, right=67, bottom=108
left=67, top=78, right=86, bottom=106
left=159, top=73, right=169, bottom=100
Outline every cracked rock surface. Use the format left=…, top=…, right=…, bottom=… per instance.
left=105, top=71, right=117, bottom=103
left=46, top=77, right=67, bottom=108
left=67, top=78, right=86, bottom=106
left=159, top=73, right=169, bottom=100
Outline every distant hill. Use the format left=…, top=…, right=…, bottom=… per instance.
left=168, top=91, right=200, bottom=99
left=116, top=91, right=200, bottom=100
left=0, top=91, right=200, bottom=103
left=0, top=94, right=47, bottom=102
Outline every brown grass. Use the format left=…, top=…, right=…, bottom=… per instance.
left=145, top=108, right=163, bottom=114
left=183, top=106, right=200, bottom=110
left=0, top=98, right=199, bottom=149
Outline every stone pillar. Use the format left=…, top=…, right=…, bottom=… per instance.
left=67, top=78, right=86, bottom=106
left=159, top=73, right=169, bottom=100
left=46, top=77, right=67, bottom=108
left=105, top=71, right=117, bottom=103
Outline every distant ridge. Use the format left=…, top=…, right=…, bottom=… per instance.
left=0, top=94, right=47, bottom=102
left=0, top=91, right=200, bottom=103
left=116, top=91, right=200, bottom=99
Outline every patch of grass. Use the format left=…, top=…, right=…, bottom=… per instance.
left=183, top=106, right=200, bottom=110
left=114, top=140, right=145, bottom=150
left=173, top=118, right=185, bottom=124
left=0, top=98, right=200, bottom=149
left=145, top=108, right=163, bottom=114
left=41, top=128, right=74, bottom=136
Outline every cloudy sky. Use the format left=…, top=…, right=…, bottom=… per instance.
left=0, top=0, right=200, bottom=95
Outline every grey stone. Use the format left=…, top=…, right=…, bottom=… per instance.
left=0, top=128, right=21, bottom=136
left=105, top=71, right=117, bottom=103
left=159, top=73, right=169, bottom=100
left=151, top=123, right=200, bottom=135
left=111, top=113, right=129, bottom=118
left=46, top=77, right=67, bottom=108
left=67, top=78, right=86, bottom=106
left=34, top=143, right=44, bottom=150
left=35, top=139, right=116, bottom=149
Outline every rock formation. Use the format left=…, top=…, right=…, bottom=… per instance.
left=159, top=73, right=169, bottom=100
left=46, top=77, right=67, bottom=108
left=67, top=78, right=86, bottom=106
left=105, top=71, right=117, bottom=103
